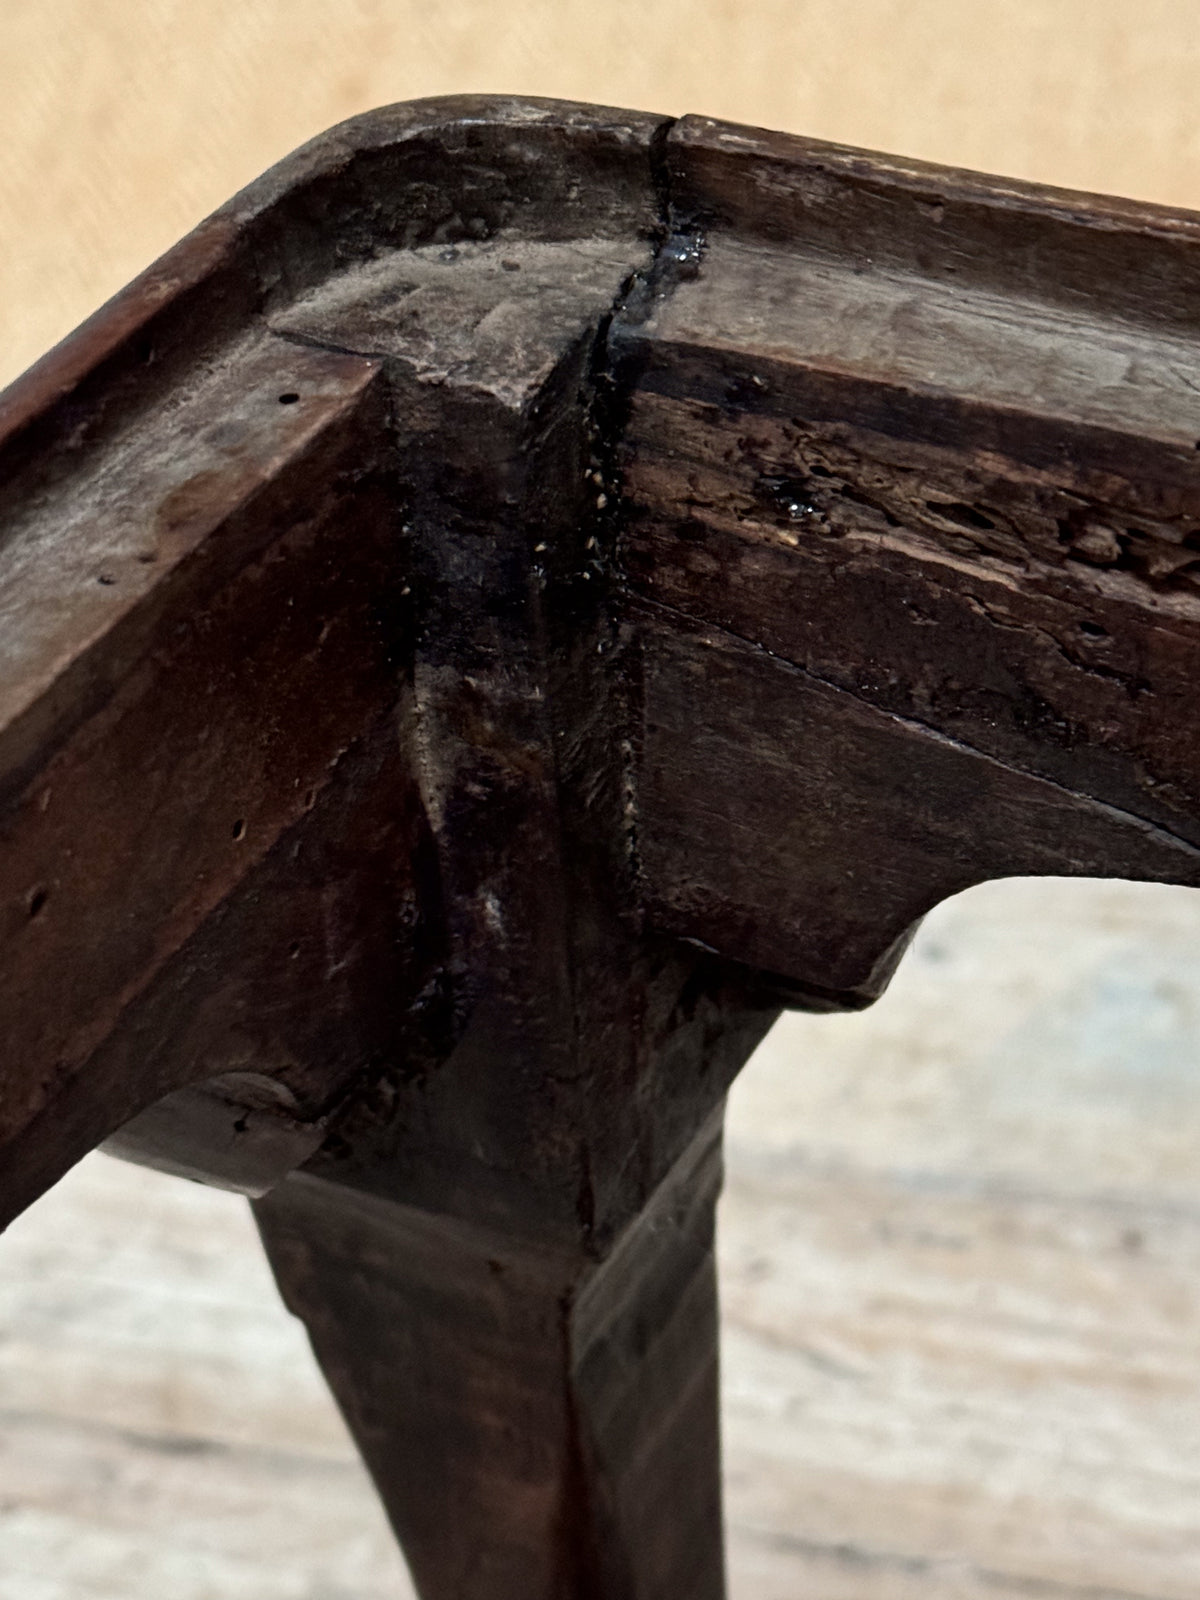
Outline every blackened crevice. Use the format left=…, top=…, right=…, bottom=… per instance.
left=582, top=122, right=724, bottom=924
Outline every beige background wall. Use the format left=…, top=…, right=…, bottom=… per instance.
left=5, top=0, right=1200, bottom=388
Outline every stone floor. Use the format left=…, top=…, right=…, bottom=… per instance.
left=3, top=876, right=1200, bottom=1598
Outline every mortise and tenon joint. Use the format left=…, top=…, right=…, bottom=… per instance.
left=4, top=96, right=1200, bottom=1599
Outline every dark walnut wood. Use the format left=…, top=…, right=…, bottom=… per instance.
left=3, top=95, right=1200, bottom=1598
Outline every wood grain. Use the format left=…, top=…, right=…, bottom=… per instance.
left=5, top=93, right=1200, bottom=1600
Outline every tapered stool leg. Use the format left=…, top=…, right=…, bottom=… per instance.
left=253, top=1111, right=727, bottom=1600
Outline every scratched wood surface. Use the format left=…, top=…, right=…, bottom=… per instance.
left=2, top=874, right=1198, bottom=1600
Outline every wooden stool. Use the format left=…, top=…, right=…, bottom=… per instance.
left=3, top=96, right=1199, bottom=1599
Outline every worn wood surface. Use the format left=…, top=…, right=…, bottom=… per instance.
left=618, top=118, right=1200, bottom=1003
left=5, top=97, right=1200, bottom=1597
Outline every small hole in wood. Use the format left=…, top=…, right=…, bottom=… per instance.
left=1078, top=619, right=1109, bottom=639
left=232, top=819, right=246, bottom=841
left=278, top=392, right=300, bottom=405
left=762, top=476, right=821, bottom=522
left=96, top=574, right=116, bottom=586
left=27, top=887, right=48, bottom=919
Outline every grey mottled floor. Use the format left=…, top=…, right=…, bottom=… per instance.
left=3, top=877, right=1200, bottom=1598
